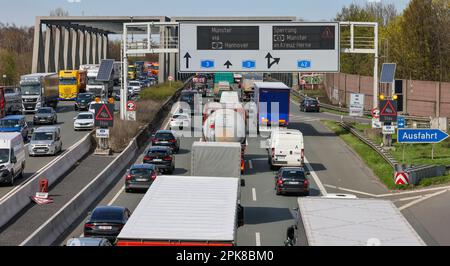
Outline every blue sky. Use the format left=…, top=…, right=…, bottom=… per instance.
left=1, top=0, right=410, bottom=27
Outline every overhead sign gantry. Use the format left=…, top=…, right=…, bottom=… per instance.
left=179, top=22, right=340, bottom=73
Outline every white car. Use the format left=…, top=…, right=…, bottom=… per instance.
left=128, top=81, right=143, bottom=94
left=74, top=112, right=95, bottom=131
left=170, top=112, right=191, bottom=130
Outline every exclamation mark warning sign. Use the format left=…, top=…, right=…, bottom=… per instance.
left=322, top=27, right=334, bottom=39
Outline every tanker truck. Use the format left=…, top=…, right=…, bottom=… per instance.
left=202, top=104, right=248, bottom=174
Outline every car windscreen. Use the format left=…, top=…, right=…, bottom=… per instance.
left=91, top=209, right=124, bottom=223
left=130, top=168, right=153, bottom=176
left=147, top=149, right=169, bottom=156
left=282, top=170, right=306, bottom=180
left=37, top=108, right=52, bottom=114
left=305, top=100, right=318, bottom=105
left=155, top=133, right=174, bottom=140
left=0, top=149, right=9, bottom=164
left=0, top=119, right=19, bottom=128
left=32, top=132, right=54, bottom=141
left=77, top=114, right=93, bottom=120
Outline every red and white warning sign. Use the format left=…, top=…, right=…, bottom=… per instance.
left=395, top=172, right=409, bottom=185
left=371, top=108, right=380, bottom=119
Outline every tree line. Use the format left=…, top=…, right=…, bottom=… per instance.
left=337, top=0, right=449, bottom=82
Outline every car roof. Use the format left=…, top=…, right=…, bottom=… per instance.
left=34, top=126, right=60, bottom=133
left=156, top=130, right=174, bottom=134
left=92, top=206, right=126, bottom=213
left=131, top=164, right=156, bottom=169
left=2, top=115, right=25, bottom=120
left=67, top=238, right=107, bottom=246
left=77, top=112, right=94, bottom=116
left=281, top=167, right=306, bottom=171
left=149, top=146, right=171, bottom=150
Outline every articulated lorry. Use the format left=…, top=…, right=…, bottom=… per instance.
left=58, top=70, right=87, bottom=100
left=254, top=82, right=291, bottom=133
left=241, top=73, right=263, bottom=102
left=285, top=197, right=426, bottom=246
left=116, top=176, right=244, bottom=246
left=20, top=73, right=59, bottom=113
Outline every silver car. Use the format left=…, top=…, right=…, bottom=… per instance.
left=66, top=237, right=112, bottom=246
left=28, top=126, right=62, bottom=156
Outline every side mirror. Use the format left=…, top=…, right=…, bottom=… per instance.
left=11, top=157, right=17, bottom=164
left=286, top=225, right=296, bottom=244
left=240, top=179, right=246, bottom=187
left=306, top=172, right=311, bottom=176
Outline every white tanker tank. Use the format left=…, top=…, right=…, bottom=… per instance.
left=203, top=108, right=246, bottom=144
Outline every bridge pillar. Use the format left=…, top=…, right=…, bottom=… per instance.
left=86, top=31, right=93, bottom=64
left=32, top=19, right=45, bottom=73
left=103, top=34, right=108, bottom=59
left=54, top=26, right=64, bottom=73
left=92, top=32, right=98, bottom=64
left=72, top=28, right=80, bottom=69
left=44, top=25, right=55, bottom=73
left=63, top=27, right=73, bottom=70
left=79, top=30, right=86, bottom=66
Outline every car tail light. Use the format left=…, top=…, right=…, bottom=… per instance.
left=163, top=156, right=173, bottom=161
left=144, top=156, right=152, bottom=161
left=151, top=138, right=156, bottom=143
left=272, top=148, right=275, bottom=158
left=84, top=223, right=95, bottom=229
left=125, top=174, right=132, bottom=181
left=304, top=179, right=310, bottom=187
left=301, top=149, right=305, bottom=159
left=151, top=172, right=157, bottom=180
left=169, top=139, right=177, bottom=143
left=210, top=123, right=215, bottom=129
left=277, top=179, right=283, bottom=185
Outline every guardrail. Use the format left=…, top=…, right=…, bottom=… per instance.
left=0, top=133, right=93, bottom=229
left=20, top=79, right=191, bottom=246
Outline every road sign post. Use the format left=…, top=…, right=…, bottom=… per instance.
left=92, top=103, right=115, bottom=155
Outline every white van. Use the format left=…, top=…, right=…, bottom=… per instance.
left=0, top=132, right=26, bottom=186
left=267, top=129, right=304, bottom=169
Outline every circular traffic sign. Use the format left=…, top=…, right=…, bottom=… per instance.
left=168, top=76, right=174, bottom=81
left=127, top=101, right=136, bottom=111
left=372, top=108, right=380, bottom=118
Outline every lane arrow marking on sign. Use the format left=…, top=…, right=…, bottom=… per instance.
left=265, top=53, right=280, bottom=69
left=184, top=52, right=191, bottom=69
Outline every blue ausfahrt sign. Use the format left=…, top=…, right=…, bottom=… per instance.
left=397, top=129, right=449, bottom=144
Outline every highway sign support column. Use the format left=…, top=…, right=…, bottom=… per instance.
left=121, top=23, right=128, bottom=121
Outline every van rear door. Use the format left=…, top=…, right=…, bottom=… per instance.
left=274, top=134, right=303, bottom=166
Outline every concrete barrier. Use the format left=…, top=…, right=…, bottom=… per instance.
left=0, top=133, right=93, bottom=229
left=20, top=138, right=138, bottom=246
left=20, top=80, right=190, bottom=246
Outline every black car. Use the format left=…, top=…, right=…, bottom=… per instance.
left=151, top=130, right=180, bottom=153
left=84, top=206, right=131, bottom=243
left=275, top=167, right=310, bottom=196
left=75, top=93, right=95, bottom=111
left=33, top=107, right=57, bottom=125
left=125, top=164, right=158, bottom=192
left=300, top=98, right=320, bottom=112
left=143, top=146, right=175, bottom=174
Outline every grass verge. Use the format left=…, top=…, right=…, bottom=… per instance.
left=140, top=81, right=183, bottom=101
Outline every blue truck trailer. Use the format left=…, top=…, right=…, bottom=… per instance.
left=254, top=82, right=291, bottom=133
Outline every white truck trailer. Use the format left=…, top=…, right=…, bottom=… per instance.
left=285, top=197, right=426, bottom=246
left=191, top=142, right=242, bottom=178
left=116, top=176, right=244, bottom=246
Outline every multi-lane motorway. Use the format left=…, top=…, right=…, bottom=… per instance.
left=57, top=94, right=398, bottom=246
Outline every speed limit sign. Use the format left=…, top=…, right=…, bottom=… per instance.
left=127, top=101, right=136, bottom=111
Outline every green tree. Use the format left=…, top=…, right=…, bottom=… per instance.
left=0, top=49, right=17, bottom=85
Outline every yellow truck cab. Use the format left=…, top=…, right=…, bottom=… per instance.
left=128, top=65, right=136, bottom=80
left=59, top=70, right=87, bottom=100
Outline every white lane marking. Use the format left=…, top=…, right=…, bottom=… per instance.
left=252, top=188, right=257, bottom=201
left=108, top=186, right=125, bottom=206
left=304, top=157, right=327, bottom=196
left=323, top=184, right=378, bottom=197
left=255, top=232, right=261, bottom=246
left=392, top=195, right=424, bottom=203
left=376, top=185, right=450, bottom=198
left=398, top=189, right=449, bottom=211
left=249, top=160, right=253, bottom=169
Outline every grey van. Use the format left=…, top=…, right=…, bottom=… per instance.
left=28, top=126, right=62, bottom=156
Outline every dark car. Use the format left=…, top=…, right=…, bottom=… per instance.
left=300, top=98, right=320, bottom=112
left=33, top=107, right=57, bottom=125
left=0, top=115, right=29, bottom=141
left=151, top=130, right=180, bottom=153
left=84, top=206, right=131, bottom=243
left=143, top=146, right=175, bottom=174
left=275, top=167, right=310, bottom=196
left=125, top=164, right=158, bottom=192
left=75, top=93, right=95, bottom=111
